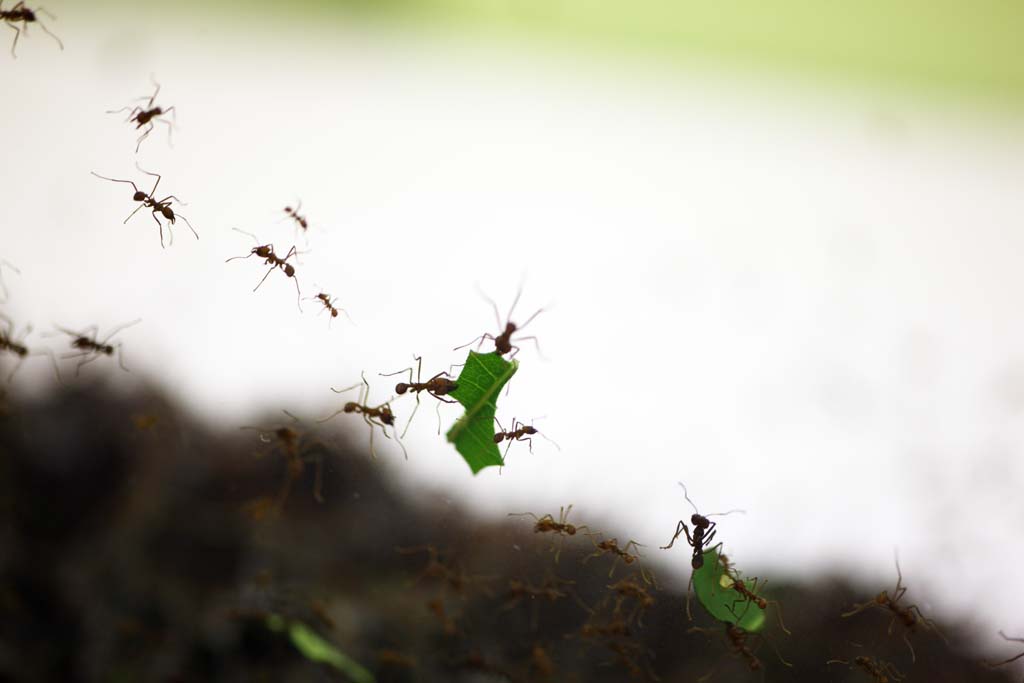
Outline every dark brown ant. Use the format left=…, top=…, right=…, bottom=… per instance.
left=660, top=482, right=744, bottom=569
left=226, top=228, right=303, bottom=311
left=607, top=576, right=655, bottom=625
left=317, top=372, right=406, bottom=459
left=493, top=416, right=560, bottom=462
left=0, top=260, right=19, bottom=303
left=304, top=291, right=352, bottom=328
left=721, top=569, right=792, bottom=635
left=396, top=545, right=475, bottom=595
left=1, top=1, right=62, bottom=58
left=51, top=319, right=141, bottom=376
left=827, top=655, right=904, bottom=682
left=283, top=202, right=309, bottom=231
left=380, top=355, right=458, bottom=437
left=984, top=631, right=1024, bottom=678
left=454, top=284, right=544, bottom=359
left=240, top=409, right=327, bottom=511
left=584, top=535, right=647, bottom=579
left=107, top=79, right=176, bottom=153
left=509, top=504, right=589, bottom=562
left=91, top=164, right=197, bottom=248
left=841, top=551, right=944, bottom=662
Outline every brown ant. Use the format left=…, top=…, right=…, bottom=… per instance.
left=304, top=291, right=352, bottom=328
left=584, top=535, right=647, bottom=579
left=50, top=319, right=141, bottom=376
left=380, top=355, right=458, bottom=437
left=226, top=228, right=303, bottom=311
left=396, top=545, right=478, bottom=595
left=1, top=2, right=62, bottom=58
left=91, top=164, right=197, bottom=248
left=454, top=284, right=544, bottom=359
left=690, top=622, right=792, bottom=672
left=984, top=631, right=1024, bottom=678
left=0, top=260, right=19, bottom=303
left=493, top=416, right=560, bottom=461
left=660, top=482, right=744, bottom=569
left=509, top=504, right=589, bottom=561
left=607, top=576, right=655, bottom=625
left=107, top=79, right=176, bottom=153
left=721, top=570, right=791, bottom=635
left=827, top=656, right=904, bottom=682
left=317, top=372, right=406, bottom=459
left=0, top=313, right=31, bottom=381
left=283, top=202, right=309, bottom=232
left=240, top=409, right=327, bottom=511
left=841, top=551, right=944, bottom=662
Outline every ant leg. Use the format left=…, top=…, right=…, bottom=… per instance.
left=135, top=163, right=162, bottom=197
left=122, top=202, right=147, bottom=227
left=292, top=275, right=302, bottom=312
left=33, top=10, right=62, bottom=51
left=173, top=213, right=198, bottom=241
left=76, top=352, right=103, bottom=376
left=252, top=266, right=276, bottom=292
left=840, top=599, right=878, bottom=618
left=158, top=195, right=188, bottom=206
left=901, top=630, right=917, bottom=663
left=660, top=520, right=693, bottom=550
left=158, top=115, right=174, bottom=148
left=6, top=21, right=21, bottom=59
left=400, top=392, right=421, bottom=439
left=514, top=335, right=545, bottom=359
left=134, top=123, right=153, bottom=153
left=99, top=319, right=142, bottom=345
left=453, top=333, right=492, bottom=352
left=434, top=399, right=444, bottom=435
left=114, top=344, right=129, bottom=372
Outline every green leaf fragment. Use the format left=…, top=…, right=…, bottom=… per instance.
left=445, top=350, right=518, bottom=474
left=691, top=546, right=766, bottom=632
left=265, top=615, right=376, bottom=683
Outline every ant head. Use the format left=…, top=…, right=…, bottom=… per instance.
left=395, top=383, right=410, bottom=395
left=343, top=402, right=358, bottom=413
left=132, top=191, right=147, bottom=202
left=160, top=206, right=175, bottom=220
left=316, top=292, right=329, bottom=301
left=756, top=597, right=767, bottom=609
left=102, top=344, right=115, bottom=355
left=379, top=407, right=396, bottom=425
left=875, top=591, right=891, bottom=605
left=23, top=8, right=37, bottom=20
left=691, top=513, right=709, bottom=527
left=284, top=264, right=295, bottom=277
left=254, top=245, right=272, bottom=258
left=152, top=106, right=163, bottom=115
left=493, top=432, right=505, bottom=444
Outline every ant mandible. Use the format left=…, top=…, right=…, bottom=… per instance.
left=454, top=284, right=544, bottom=359
left=317, top=372, right=407, bottom=459
left=380, top=355, right=458, bottom=437
left=107, top=79, right=177, bottom=153
left=304, top=292, right=352, bottom=328
left=840, top=550, right=945, bottom=662
left=226, top=228, right=303, bottom=311
left=91, top=164, right=197, bottom=248
left=50, top=319, right=141, bottom=376
left=1, top=1, right=62, bottom=58
left=660, top=482, right=745, bottom=569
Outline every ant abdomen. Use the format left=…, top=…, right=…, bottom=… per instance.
left=160, top=206, right=175, bottom=220
left=284, top=265, right=295, bottom=277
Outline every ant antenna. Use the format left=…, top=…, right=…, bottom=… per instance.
left=677, top=482, right=745, bottom=517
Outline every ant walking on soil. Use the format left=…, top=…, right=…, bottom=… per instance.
left=91, top=165, right=197, bottom=248
left=107, top=79, right=176, bottom=153
left=380, top=355, right=458, bottom=437
left=454, top=285, right=544, bottom=359
left=305, top=292, right=351, bottom=327
left=318, top=372, right=406, bottom=459
left=50, top=319, right=141, bottom=376
left=509, top=504, right=589, bottom=562
left=660, top=482, right=745, bottom=569
left=827, top=655, right=904, bottom=682
left=1, top=2, right=62, bottom=58
left=226, top=228, right=303, bottom=311
left=841, top=551, right=945, bottom=662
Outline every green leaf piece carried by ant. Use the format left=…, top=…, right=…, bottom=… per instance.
left=265, top=614, right=375, bottom=683
left=445, top=350, right=518, bottom=474
left=692, top=545, right=766, bottom=632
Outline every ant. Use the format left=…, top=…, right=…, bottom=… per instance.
left=509, top=504, right=589, bottom=562
left=318, top=372, right=406, bottom=459
left=0, top=313, right=31, bottom=381
left=690, top=622, right=792, bottom=673
left=283, top=203, right=309, bottom=232
left=107, top=79, right=176, bottom=153
left=380, top=355, right=458, bottom=437
left=493, top=416, right=560, bottom=461
left=0, top=260, right=20, bottom=303
left=1, top=1, right=62, bottom=58
left=827, top=656, right=904, bottom=682
left=607, top=576, right=655, bottom=625
left=226, top=228, right=303, bottom=311
left=91, top=164, right=197, bottom=248
left=454, top=284, right=544, bottom=359
left=50, top=319, right=141, bottom=376
left=841, top=551, right=944, bottom=662
left=984, top=631, right=1024, bottom=678
left=660, top=482, right=744, bottom=569
left=720, top=570, right=792, bottom=635
left=240, top=410, right=327, bottom=512
left=304, top=292, right=352, bottom=328
left=584, top=536, right=647, bottom=579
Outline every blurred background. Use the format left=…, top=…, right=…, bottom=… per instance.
left=1, top=0, right=1023, bottom=680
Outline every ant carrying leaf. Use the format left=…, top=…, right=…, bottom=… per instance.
left=454, top=283, right=545, bottom=360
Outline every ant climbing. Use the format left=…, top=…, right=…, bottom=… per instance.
left=0, top=260, right=19, bottom=303
left=380, top=355, right=458, bottom=437
left=509, top=504, right=589, bottom=562
left=984, top=631, right=1024, bottom=677
left=317, top=372, right=406, bottom=459
left=1, top=1, right=62, bottom=58
left=720, top=570, right=791, bottom=635
left=660, top=482, right=745, bottom=569
left=840, top=550, right=944, bottom=662
left=584, top=536, right=647, bottom=579
left=49, top=319, right=141, bottom=376
left=240, top=410, right=327, bottom=512
left=226, top=228, right=303, bottom=311
left=493, top=416, right=560, bottom=461
left=91, top=164, right=197, bottom=248
left=107, top=79, right=176, bottom=153
left=304, top=292, right=352, bottom=328
left=827, top=655, right=904, bottom=682
left=454, top=284, right=545, bottom=359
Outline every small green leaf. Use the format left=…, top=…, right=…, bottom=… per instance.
left=265, top=615, right=375, bottom=683
left=445, top=351, right=518, bottom=474
left=692, top=546, right=766, bottom=632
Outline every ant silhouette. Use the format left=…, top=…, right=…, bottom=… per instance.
left=841, top=550, right=945, bottom=662
left=107, top=79, right=176, bottom=153
left=0, top=260, right=20, bottom=303
left=283, top=203, right=309, bottom=232
left=827, top=655, right=904, bottom=682
left=49, top=319, right=141, bottom=376
left=0, top=313, right=49, bottom=382
left=984, top=631, right=1024, bottom=678
left=493, top=416, right=560, bottom=462
left=660, top=482, right=745, bottom=569
left=380, top=355, right=458, bottom=437
left=226, top=228, right=303, bottom=311
left=304, top=291, right=352, bottom=328
left=509, top=504, right=590, bottom=562
left=584, top=535, right=648, bottom=579
left=454, top=284, right=544, bottom=359
left=318, top=372, right=406, bottom=459
left=91, top=164, right=197, bottom=248
left=1, top=1, right=61, bottom=58
left=240, top=410, right=327, bottom=512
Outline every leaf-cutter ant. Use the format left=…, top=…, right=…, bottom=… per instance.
left=509, top=504, right=589, bottom=562
left=454, top=284, right=544, bottom=359
left=240, top=409, right=327, bottom=511
left=226, top=228, right=303, bottom=311
left=380, top=355, right=458, bottom=437
left=584, top=536, right=647, bottom=579
left=91, top=164, right=197, bottom=248
left=318, top=372, right=406, bottom=459
left=493, top=416, right=560, bottom=461
left=1, top=1, right=62, bottom=58
left=827, top=655, right=904, bottom=682
left=107, top=79, right=176, bottom=153
left=983, top=631, right=1024, bottom=678
left=283, top=203, right=309, bottom=232
left=50, top=319, right=141, bottom=376
left=304, top=291, right=352, bottom=328
left=660, top=482, right=745, bottom=569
